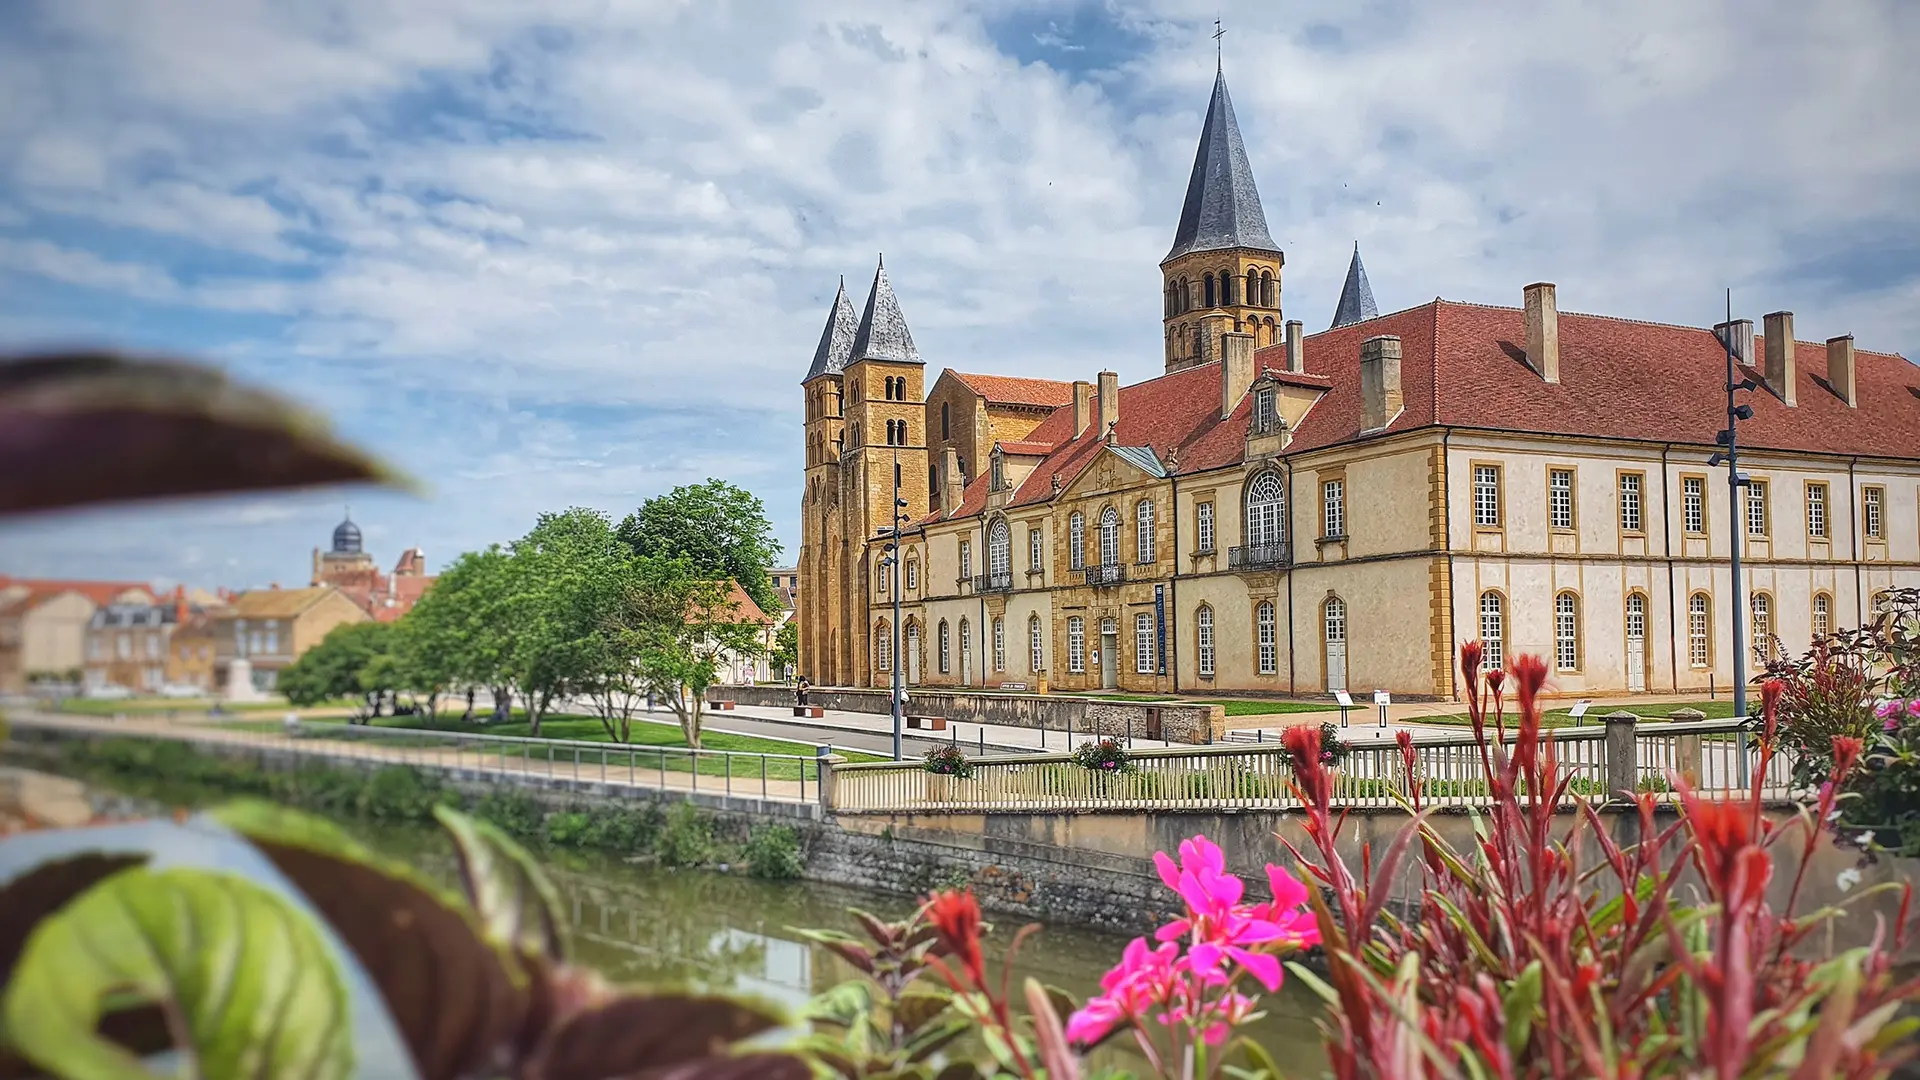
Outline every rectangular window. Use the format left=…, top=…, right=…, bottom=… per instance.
left=1136, top=500, right=1155, bottom=563
left=1554, top=594, right=1580, bottom=672
left=1683, top=476, right=1705, bottom=535
left=1252, top=387, right=1277, bottom=433
left=876, top=630, right=892, bottom=672
left=1688, top=594, right=1711, bottom=668
left=1256, top=603, right=1277, bottom=675
left=1030, top=620, right=1044, bottom=673
left=1323, top=479, right=1345, bottom=539
left=992, top=617, right=1005, bottom=672
left=938, top=623, right=951, bottom=673
left=1549, top=469, right=1574, bottom=530
left=958, top=540, right=972, bottom=581
left=1473, top=465, right=1501, bottom=528
left=116, top=635, right=130, bottom=660
left=1135, top=613, right=1153, bottom=674
left=1746, top=480, right=1769, bottom=536
left=1197, top=607, right=1214, bottom=677
left=1619, top=472, right=1643, bottom=533
left=1029, top=528, right=1044, bottom=570
left=1069, top=514, right=1085, bottom=569
left=1863, top=486, right=1884, bottom=540
left=145, top=634, right=161, bottom=659
left=1067, top=618, right=1085, bottom=673
left=1196, top=502, right=1215, bottom=553
left=1806, top=482, right=1828, bottom=539
left=906, top=560, right=917, bottom=590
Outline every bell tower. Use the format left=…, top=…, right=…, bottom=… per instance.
left=798, top=278, right=856, bottom=684
left=1160, top=61, right=1285, bottom=373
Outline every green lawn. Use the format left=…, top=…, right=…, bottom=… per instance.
left=233, top=708, right=882, bottom=782
left=51, top=697, right=353, bottom=716
left=1406, top=699, right=1739, bottom=729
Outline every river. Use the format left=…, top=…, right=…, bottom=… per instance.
left=3, top=770, right=1328, bottom=1076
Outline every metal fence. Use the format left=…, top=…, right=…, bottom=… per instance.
left=830, top=719, right=1797, bottom=813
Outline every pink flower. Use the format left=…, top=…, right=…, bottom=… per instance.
left=1909, top=699, right=1920, bottom=717
left=1065, top=937, right=1181, bottom=1044
left=1875, top=699, right=1901, bottom=720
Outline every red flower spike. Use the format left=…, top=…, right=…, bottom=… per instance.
left=927, top=889, right=986, bottom=988
left=1830, top=735, right=1865, bottom=782
left=1284, top=723, right=1331, bottom=810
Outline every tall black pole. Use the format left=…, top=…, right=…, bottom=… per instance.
left=1719, top=288, right=1751, bottom=785
left=890, top=449, right=905, bottom=761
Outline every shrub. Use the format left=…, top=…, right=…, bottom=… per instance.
left=357, top=766, right=445, bottom=822
left=1069, top=737, right=1132, bottom=774
left=545, top=811, right=594, bottom=847
left=920, top=743, right=972, bottom=778
left=655, top=801, right=714, bottom=867
left=470, top=790, right=546, bottom=840
left=743, top=824, right=804, bottom=879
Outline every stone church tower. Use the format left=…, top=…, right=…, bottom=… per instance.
left=798, top=259, right=930, bottom=685
left=1160, top=64, right=1287, bottom=372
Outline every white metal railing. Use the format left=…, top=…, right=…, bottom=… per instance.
left=6, top=714, right=827, bottom=804
left=831, top=720, right=1796, bottom=813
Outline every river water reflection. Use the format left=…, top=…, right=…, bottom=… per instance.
left=347, top=820, right=1328, bottom=1072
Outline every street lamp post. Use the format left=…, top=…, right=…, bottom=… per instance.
left=1707, top=290, right=1758, bottom=783
left=879, top=450, right=910, bottom=761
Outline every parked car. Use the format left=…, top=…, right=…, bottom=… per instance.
left=83, top=685, right=134, bottom=700
left=156, top=684, right=206, bottom=699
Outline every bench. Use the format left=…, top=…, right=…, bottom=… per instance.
left=793, top=705, right=824, bottom=718
left=713, top=700, right=736, bottom=711
left=905, top=715, right=947, bottom=731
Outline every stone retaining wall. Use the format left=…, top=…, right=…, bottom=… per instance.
left=713, top=684, right=1226, bottom=745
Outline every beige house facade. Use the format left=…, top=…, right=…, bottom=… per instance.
left=0, top=581, right=153, bottom=692
left=211, top=586, right=369, bottom=694
left=798, top=68, right=1920, bottom=702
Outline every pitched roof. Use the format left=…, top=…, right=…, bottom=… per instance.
left=1330, top=242, right=1380, bottom=329
left=951, top=372, right=1075, bottom=409
left=0, top=578, right=151, bottom=607
left=803, top=276, right=860, bottom=383
left=847, top=259, right=921, bottom=366
left=997, top=439, right=1056, bottom=456
left=226, top=587, right=343, bottom=619
left=1164, top=67, right=1281, bottom=262
left=721, top=581, right=774, bottom=626
left=911, top=298, right=1920, bottom=530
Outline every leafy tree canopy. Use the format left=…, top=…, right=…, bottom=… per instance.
left=616, top=480, right=781, bottom=614
left=277, top=620, right=394, bottom=720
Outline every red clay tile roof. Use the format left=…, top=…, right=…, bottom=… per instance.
left=722, top=581, right=774, bottom=626
left=908, top=300, right=1918, bottom=530
left=0, top=578, right=154, bottom=608
left=951, top=372, right=1076, bottom=409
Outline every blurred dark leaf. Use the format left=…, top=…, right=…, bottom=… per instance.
left=435, top=805, right=570, bottom=963
left=0, top=852, right=146, bottom=982
left=524, top=992, right=785, bottom=1080
left=0, top=351, right=413, bottom=516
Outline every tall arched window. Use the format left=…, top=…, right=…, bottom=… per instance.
left=875, top=620, right=892, bottom=673
left=938, top=620, right=951, bottom=674
left=1688, top=593, right=1712, bottom=668
left=1246, top=268, right=1260, bottom=308
left=1068, top=512, right=1086, bottom=570
left=1479, top=591, right=1505, bottom=670
left=1204, top=273, right=1216, bottom=308
left=1196, top=605, right=1215, bottom=677
left=1246, top=471, right=1286, bottom=549
left=941, top=402, right=950, bottom=439
left=1067, top=616, right=1086, bottom=673
left=1626, top=592, right=1647, bottom=644
left=1261, top=270, right=1275, bottom=307
left=1029, top=615, right=1044, bottom=673
left=1192, top=325, right=1203, bottom=357
left=1751, top=592, right=1774, bottom=661
left=992, top=616, right=1005, bottom=672
left=906, top=622, right=920, bottom=682
left=1222, top=272, right=1235, bottom=306
left=1257, top=601, right=1278, bottom=674
left=1554, top=592, right=1580, bottom=672
left=1099, top=507, right=1121, bottom=566
left=1136, top=499, right=1155, bottom=563
left=959, top=619, right=972, bottom=678
left=987, top=519, right=1011, bottom=582
left=1813, top=592, right=1832, bottom=639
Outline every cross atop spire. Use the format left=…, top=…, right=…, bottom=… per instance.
left=1213, top=18, right=1225, bottom=69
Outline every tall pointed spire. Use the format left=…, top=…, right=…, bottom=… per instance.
left=803, top=275, right=859, bottom=383
left=1164, top=67, right=1280, bottom=263
left=848, top=256, right=921, bottom=365
left=1330, top=242, right=1379, bottom=329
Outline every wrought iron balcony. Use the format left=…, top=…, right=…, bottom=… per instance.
left=975, top=571, right=1014, bottom=593
left=1082, top=563, right=1126, bottom=587
left=1228, top=541, right=1293, bottom=570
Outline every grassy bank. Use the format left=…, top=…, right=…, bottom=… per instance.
left=26, top=734, right=806, bottom=879
left=1405, top=699, right=1737, bottom=730
left=50, top=697, right=355, bottom=716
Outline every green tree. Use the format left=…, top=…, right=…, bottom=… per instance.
left=278, top=621, right=394, bottom=721
left=394, top=546, right=516, bottom=722
left=505, top=508, right=631, bottom=736
left=616, top=480, right=782, bottom=614
left=624, top=556, right=764, bottom=749
left=770, top=620, right=798, bottom=681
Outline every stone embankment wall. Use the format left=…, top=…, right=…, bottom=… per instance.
left=713, top=684, right=1226, bottom=745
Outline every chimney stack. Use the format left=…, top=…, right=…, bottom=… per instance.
left=1072, top=380, right=1095, bottom=439
left=173, top=584, right=188, bottom=624
left=1220, top=332, right=1255, bottom=419
left=1714, top=318, right=1754, bottom=367
left=1284, top=320, right=1305, bottom=374
left=1097, top=371, right=1120, bottom=442
left=1523, top=282, right=1560, bottom=384
left=1763, top=311, right=1796, bottom=405
left=1360, top=335, right=1404, bottom=433
left=1826, top=334, right=1857, bottom=407
left=941, top=446, right=965, bottom=512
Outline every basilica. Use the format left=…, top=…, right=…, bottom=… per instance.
left=797, top=65, right=1920, bottom=701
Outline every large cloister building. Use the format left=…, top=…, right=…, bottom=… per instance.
left=797, top=65, right=1920, bottom=701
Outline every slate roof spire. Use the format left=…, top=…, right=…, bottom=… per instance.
left=847, top=255, right=921, bottom=365
left=1330, top=241, right=1380, bottom=329
left=1164, top=66, right=1280, bottom=263
left=802, top=276, right=859, bottom=383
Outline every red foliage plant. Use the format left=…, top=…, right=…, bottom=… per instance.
left=1278, top=645, right=1920, bottom=1080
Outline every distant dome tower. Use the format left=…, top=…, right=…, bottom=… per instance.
left=331, top=511, right=363, bottom=554
left=313, top=506, right=378, bottom=593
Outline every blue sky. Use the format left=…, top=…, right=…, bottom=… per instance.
left=2, top=0, right=1916, bottom=590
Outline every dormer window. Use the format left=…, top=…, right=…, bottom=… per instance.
left=1251, top=385, right=1278, bottom=434
left=990, top=449, right=1006, bottom=492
